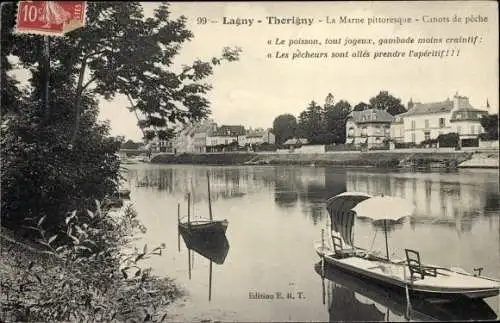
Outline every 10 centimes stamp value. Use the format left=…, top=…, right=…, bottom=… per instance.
left=15, top=1, right=87, bottom=36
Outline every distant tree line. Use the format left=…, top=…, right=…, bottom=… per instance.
left=272, top=91, right=407, bottom=146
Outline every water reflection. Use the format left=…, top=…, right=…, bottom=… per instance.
left=315, top=263, right=498, bottom=321
left=179, top=231, right=230, bottom=301
left=346, top=170, right=500, bottom=234
left=125, top=164, right=498, bottom=321
left=127, top=166, right=499, bottom=232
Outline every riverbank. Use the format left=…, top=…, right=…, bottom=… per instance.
left=0, top=206, right=181, bottom=322
left=150, top=150, right=478, bottom=168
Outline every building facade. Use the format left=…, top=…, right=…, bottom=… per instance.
left=246, top=128, right=276, bottom=145
left=193, top=119, right=217, bottom=153
left=345, top=109, right=393, bottom=148
left=206, top=125, right=246, bottom=152
left=395, top=94, right=487, bottom=145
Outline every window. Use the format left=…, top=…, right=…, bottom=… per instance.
left=439, top=118, right=445, bottom=128
left=411, top=132, right=416, bottom=143
left=411, top=120, right=416, bottom=129
left=348, top=127, right=355, bottom=137
left=457, top=126, right=461, bottom=134
left=361, top=127, right=368, bottom=137
left=424, top=132, right=430, bottom=141
left=425, top=119, right=429, bottom=128
left=470, top=125, right=475, bottom=134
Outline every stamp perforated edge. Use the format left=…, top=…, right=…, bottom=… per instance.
left=13, top=1, right=87, bottom=38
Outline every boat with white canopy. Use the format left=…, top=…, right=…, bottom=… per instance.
left=315, top=191, right=500, bottom=301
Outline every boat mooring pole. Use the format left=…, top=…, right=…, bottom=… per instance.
left=209, top=260, right=213, bottom=301
left=188, top=248, right=191, bottom=280
left=321, top=276, right=326, bottom=305
left=207, top=172, right=213, bottom=221
left=187, top=192, right=191, bottom=229
left=403, top=262, right=412, bottom=320
left=177, top=203, right=180, bottom=252
left=384, top=220, right=390, bottom=261
left=321, top=229, right=325, bottom=277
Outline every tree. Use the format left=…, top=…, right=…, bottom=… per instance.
left=7, top=2, right=241, bottom=146
left=272, top=114, right=297, bottom=145
left=324, top=100, right=352, bottom=144
left=353, top=102, right=371, bottom=112
left=369, top=91, right=406, bottom=116
left=479, top=114, right=499, bottom=140
left=1, top=2, right=240, bottom=233
left=297, top=101, right=323, bottom=144
left=122, top=139, right=141, bottom=149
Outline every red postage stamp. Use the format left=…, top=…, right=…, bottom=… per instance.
left=15, top=1, right=87, bottom=36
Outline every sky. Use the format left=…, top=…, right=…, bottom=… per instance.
left=9, top=1, right=500, bottom=141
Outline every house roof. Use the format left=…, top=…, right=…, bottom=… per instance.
left=246, top=130, right=266, bottom=138
left=348, top=109, right=394, bottom=123
left=214, top=125, right=246, bottom=137
left=450, top=108, right=488, bottom=122
left=398, top=99, right=454, bottom=117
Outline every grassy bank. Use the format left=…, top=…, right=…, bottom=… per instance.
left=151, top=151, right=473, bottom=168
left=0, top=204, right=181, bottom=322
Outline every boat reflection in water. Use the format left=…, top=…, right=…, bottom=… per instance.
left=314, top=263, right=498, bottom=322
left=179, top=230, right=230, bottom=301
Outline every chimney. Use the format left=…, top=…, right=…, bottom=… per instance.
left=407, top=98, right=414, bottom=110
left=452, top=93, right=469, bottom=112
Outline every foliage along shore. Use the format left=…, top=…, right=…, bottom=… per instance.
left=150, top=151, right=474, bottom=168
left=0, top=203, right=181, bottom=322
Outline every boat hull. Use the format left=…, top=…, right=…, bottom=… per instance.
left=314, top=262, right=498, bottom=321
left=178, top=219, right=228, bottom=236
left=315, top=244, right=500, bottom=301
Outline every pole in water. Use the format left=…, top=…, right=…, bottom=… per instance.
left=207, top=172, right=213, bottom=221
left=403, top=262, right=412, bottom=320
left=384, top=220, right=390, bottom=260
left=321, top=229, right=325, bottom=277
left=188, top=248, right=191, bottom=280
left=209, top=260, right=213, bottom=301
left=187, top=192, right=191, bottom=229
left=177, top=203, right=181, bottom=252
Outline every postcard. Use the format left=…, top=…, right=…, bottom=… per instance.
left=2, top=1, right=498, bottom=322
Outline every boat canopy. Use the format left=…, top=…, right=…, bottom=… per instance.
left=326, top=192, right=372, bottom=246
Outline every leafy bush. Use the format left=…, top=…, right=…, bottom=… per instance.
left=1, top=202, right=179, bottom=322
left=437, top=132, right=459, bottom=148
left=1, top=98, right=121, bottom=235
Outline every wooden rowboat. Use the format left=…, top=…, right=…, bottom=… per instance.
left=314, top=262, right=498, bottom=321
left=315, top=243, right=500, bottom=301
left=178, top=219, right=228, bottom=236
left=177, top=172, right=229, bottom=236
left=316, top=191, right=500, bottom=301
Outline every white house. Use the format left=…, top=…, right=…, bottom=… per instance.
left=396, top=94, right=487, bottom=145
left=206, top=125, right=246, bottom=152
left=246, top=128, right=276, bottom=145
left=173, top=123, right=197, bottom=154
left=193, top=119, right=217, bottom=153
left=345, top=109, right=393, bottom=148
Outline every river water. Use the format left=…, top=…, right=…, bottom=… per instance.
left=122, top=164, right=499, bottom=322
